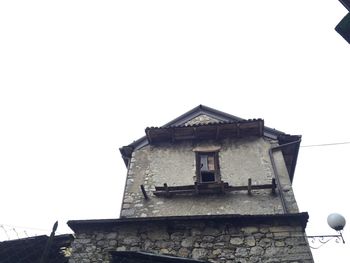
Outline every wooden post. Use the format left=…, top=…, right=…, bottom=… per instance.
left=40, top=221, right=58, bottom=263
left=140, top=185, right=149, bottom=200
left=248, top=178, right=252, bottom=195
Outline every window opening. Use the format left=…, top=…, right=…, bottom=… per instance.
left=197, top=152, right=220, bottom=183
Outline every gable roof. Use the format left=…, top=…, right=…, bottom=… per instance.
left=145, top=119, right=264, bottom=144
left=119, top=104, right=301, bottom=182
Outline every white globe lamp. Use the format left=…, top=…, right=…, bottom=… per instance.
left=327, top=213, right=346, bottom=231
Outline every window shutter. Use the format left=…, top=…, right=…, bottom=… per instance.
left=207, top=155, right=215, bottom=171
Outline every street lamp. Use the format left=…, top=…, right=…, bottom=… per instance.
left=307, top=213, right=346, bottom=249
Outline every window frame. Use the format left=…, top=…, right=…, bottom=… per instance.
left=195, top=150, right=221, bottom=184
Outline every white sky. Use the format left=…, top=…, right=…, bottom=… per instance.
left=0, top=1, right=349, bottom=262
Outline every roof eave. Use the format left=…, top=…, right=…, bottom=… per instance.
left=67, top=212, right=309, bottom=233
left=119, top=105, right=287, bottom=167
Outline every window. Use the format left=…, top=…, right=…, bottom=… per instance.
left=196, top=151, right=220, bottom=183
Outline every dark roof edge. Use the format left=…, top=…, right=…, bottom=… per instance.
left=146, top=118, right=264, bottom=130
left=119, top=105, right=287, bottom=167
left=163, top=105, right=243, bottom=127
left=111, top=251, right=209, bottom=263
left=68, top=212, right=309, bottom=232
left=0, top=234, right=74, bottom=246
left=277, top=134, right=302, bottom=183
left=154, top=104, right=285, bottom=136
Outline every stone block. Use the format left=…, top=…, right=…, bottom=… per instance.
left=181, top=236, right=195, bottom=247
left=108, top=240, right=117, bottom=247
left=245, top=236, right=256, bottom=247
left=269, top=226, right=295, bottom=233
left=121, top=208, right=135, bottom=217
left=199, top=242, right=214, bottom=248
left=203, top=235, right=215, bottom=242
left=122, top=236, right=140, bottom=246
left=242, top=226, right=259, bottom=234
left=235, top=247, right=248, bottom=257
left=250, top=246, right=264, bottom=256
left=230, top=237, right=244, bottom=245
left=106, top=232, right=117, bottom=240
left=192, top=248, right=208, bottom=259
left=160, top=248, right=170, bottom=254
left=178, top=247, right=190, bottom=257
left=116, top=246, right=126, bottom=251
left=273, top=232, right=290, bottom=239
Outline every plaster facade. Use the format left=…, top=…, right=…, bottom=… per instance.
left=120, top=136, right=298, bottom=218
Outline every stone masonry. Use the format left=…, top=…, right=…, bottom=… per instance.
left=68, top=214, right=313, bottom=263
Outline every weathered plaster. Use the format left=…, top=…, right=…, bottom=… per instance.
left=120, top=137, right=297, bottom=218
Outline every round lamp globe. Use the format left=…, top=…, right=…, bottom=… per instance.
left=327, top=213, right=346, bottom=231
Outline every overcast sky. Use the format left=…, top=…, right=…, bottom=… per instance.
left=1, top=1, right=349, bottom=262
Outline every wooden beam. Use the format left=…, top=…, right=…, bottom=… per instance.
left=153, top=182, right=277, bottom=196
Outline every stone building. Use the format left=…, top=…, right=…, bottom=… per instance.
left=68, top=105, right=314, bottom=262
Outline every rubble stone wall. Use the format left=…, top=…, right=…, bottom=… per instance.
left=69, top=218, right=313, bottom=263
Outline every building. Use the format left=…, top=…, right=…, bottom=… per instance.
left=0, top=234, right=73, bottom=263
left=68, top=105, right=314, bottom=262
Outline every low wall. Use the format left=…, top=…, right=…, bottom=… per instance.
left=68, top=213, right=313, bottom=263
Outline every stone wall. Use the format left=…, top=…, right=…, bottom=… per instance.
left=68, top=215, right=314, bottom=263
left=120, top=137, right=296, bottom=218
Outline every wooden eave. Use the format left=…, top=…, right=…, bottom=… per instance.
left=145, top=119, right=264, bottom=144
left=119, top=105, right=301, bottom=182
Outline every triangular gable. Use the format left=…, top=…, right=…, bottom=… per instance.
left=119, top=105, right=300, bottom=182
left=121, top=105, right=283, bottom=153
left=161, top=104, right=244, bottom=127
left=184, top=114, right=221, bottom=126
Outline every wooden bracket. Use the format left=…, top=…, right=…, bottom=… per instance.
left=271, top=178, right=276, bottom=195
left=164, top=183, right=170, bottom=197
left=140, top=185, right=149, bottom=200
left=248, top=178, right=252, bottom=195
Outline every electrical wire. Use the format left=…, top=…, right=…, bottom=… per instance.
left=301, top=141, right=350, bottom=148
